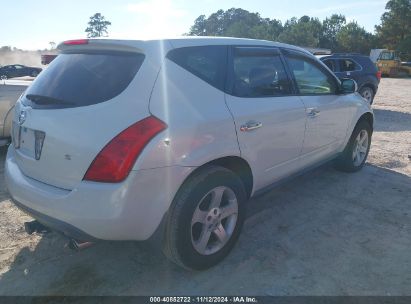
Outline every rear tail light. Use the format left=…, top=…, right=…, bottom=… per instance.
left=63, top=39, right=89, bottom=45
left=84, top=116, right=167, bottom=183
left=376, top=71, right=382, bottom=81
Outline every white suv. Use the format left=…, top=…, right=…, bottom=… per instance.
left=5, top=37, right=373, bottom=270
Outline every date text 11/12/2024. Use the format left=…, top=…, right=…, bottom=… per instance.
left=149, top=296, right=258, bottom=303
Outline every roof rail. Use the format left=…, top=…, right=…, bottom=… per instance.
left=330, top=53, right=365, bottom=56
left=302, top=47, right=331, bottom=55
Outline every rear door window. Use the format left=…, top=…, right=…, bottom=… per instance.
left=23, top=52, right=145, bottom=109
left=166, top=46, right=227, bottom=91
left=323, top=59, right=336, bottom=72
left=230, top=47, right=292, bottom=97
left=339, top=59, right=360, bottom=72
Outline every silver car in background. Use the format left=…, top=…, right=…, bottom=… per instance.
left=0, top=80, right=30, bottom=145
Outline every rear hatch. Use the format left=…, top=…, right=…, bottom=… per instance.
left=12, top=39, right=161, bottom=189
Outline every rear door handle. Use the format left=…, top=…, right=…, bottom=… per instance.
left=240, top=121, right=263, bottom=132
left=307, top=108, right=320, bottom=117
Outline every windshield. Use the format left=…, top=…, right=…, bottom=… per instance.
left=379, top=52, right=395, bottom=60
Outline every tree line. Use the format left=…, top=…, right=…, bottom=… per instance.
left=188, top=0, right=411, bottom=59
left=1, top=0, right=410, bottom=60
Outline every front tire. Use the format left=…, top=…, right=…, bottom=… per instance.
left=335, top=120, right=372, bottom=172
left=163, top=166, right=246, bottom=270
left=0, top=75, right=7, bottom=80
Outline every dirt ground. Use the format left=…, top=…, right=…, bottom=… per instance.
left=0, top=78, right=410, bottom=296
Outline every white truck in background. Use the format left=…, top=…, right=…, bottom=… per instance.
left=370, top=49, right=387, bottom=63
left=0, top=80, right=30, bottom=145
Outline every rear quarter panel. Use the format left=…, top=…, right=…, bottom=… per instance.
left=141, top=59, right=240, bottom=169
left=357, top=58, right=379, bottom=92
left=358, top=74, right=379, bottom=92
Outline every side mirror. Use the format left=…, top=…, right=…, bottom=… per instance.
left=340, top=78, right=358, bottom=94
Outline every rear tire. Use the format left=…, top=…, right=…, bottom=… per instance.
left=359, top=86, right=374, bottom=104
left=0, top=75, right=7, bottom=80
left=31, top=71, right=39, bottom=77
left=335, top=120, right=372, bottom=172
left=162, top=166, right=246, bottom=270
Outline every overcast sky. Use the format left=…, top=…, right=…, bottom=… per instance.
left=1, top=0, right=388, bottom=50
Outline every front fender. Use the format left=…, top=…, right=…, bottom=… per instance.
left=341, top=93, right=374, bottom=150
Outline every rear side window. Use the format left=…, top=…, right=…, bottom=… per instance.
left=166, top=46, right=227, bottom=91
left=339, top=59, right=360, bottom=72
left=24, top=52, right=144, bottom=109
left=231, top=49, right=291, bottom=97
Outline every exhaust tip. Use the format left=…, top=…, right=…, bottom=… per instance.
left=67, top=239, right=94, bottom=251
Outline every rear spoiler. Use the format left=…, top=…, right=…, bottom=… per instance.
left=58, top=39, right=144, bottom=54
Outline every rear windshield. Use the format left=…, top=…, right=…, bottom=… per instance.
left=23, top=52, right=145, bottom=109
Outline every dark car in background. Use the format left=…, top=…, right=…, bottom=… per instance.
left=0, top=64, right=42, bottom=80
left=319, top=54, right=381, bottom=104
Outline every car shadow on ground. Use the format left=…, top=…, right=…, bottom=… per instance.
left=373, top=109, right=411, bottom=132
left=0, top=163, right=411, bottom=296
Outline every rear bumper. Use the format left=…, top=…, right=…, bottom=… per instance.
left=13, top=198, right=98, bottom=241
left=5, top=147, right=194, bottom=240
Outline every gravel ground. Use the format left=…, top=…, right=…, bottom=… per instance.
left=0, top=78, right=410, bottom=296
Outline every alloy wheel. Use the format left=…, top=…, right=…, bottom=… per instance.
left=361, top=88, right=373, bottom=103
left=352, top=130, right=369, bottom=166
left=191, top=186, right=238, bottom=255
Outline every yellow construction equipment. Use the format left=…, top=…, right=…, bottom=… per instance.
left=376, top=50, right=411, bottom=77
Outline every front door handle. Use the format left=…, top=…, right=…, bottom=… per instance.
left=240, top=121, right=263, bottom=132
left=307, top=108, right=320, bottom=117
